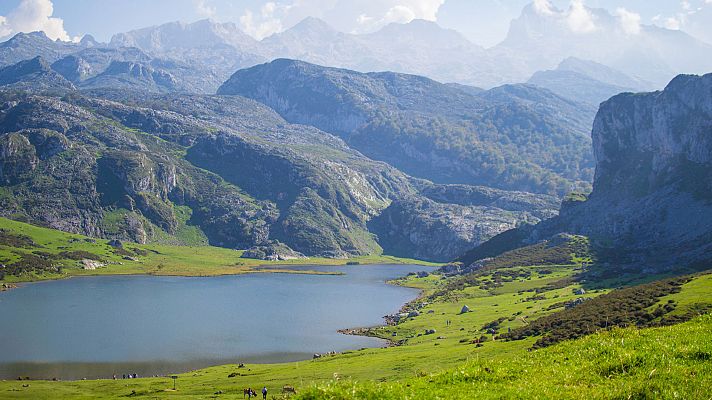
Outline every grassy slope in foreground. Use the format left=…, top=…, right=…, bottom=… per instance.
left=300, top=314, right=712, bottom=399
left=0, top=217, right=439, bottom=283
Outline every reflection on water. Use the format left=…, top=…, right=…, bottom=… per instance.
left=0, top=264, right=431, bottom=380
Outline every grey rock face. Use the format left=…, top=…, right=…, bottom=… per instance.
left=0, top=56, right=75, bottom=92
left=473, top=73, right=712, bottom=272
left=369, top=189, right=556, bottom=262
left=556, top=73, right=712, bottom=270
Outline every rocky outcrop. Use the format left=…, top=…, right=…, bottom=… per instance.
left=552, top=73, right=712, bottom=270
left=0, top=132, right=38, bottom=184
left=462, top=73, right=712, bottom=273
left=241, top=242, right=304, bottom=261
left=370, top=190, right=556, bottom=262
left=81, top=61, right=177, bottom=93
left=0, top=56, right=75, bottom=92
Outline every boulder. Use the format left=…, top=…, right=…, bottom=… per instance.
left=81, top=259, right=106, bottom=270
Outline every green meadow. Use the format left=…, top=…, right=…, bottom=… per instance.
left=0, top=217, right=438, bottom=283
left=1, top=218, right=710, bottom=399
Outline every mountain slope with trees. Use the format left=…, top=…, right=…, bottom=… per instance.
left=218, top=59, right=596, bottom=196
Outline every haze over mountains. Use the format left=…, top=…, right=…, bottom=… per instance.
left=2, top=2, right=710, bottom=93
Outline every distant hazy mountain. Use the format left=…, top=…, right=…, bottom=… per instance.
left=3, top=3, right=710, bottom=91
left=109, top=19, right=259, bottom=54
left=51, top=47, right=153, bottom=82
left=556, top=58, right=652, bottom=90
left=261, top=18, right=492, bottom=87
left=494, top=3, right=712, bottom=87
left=260, top=17, right=366, bottom=67
left=0, top=56, right=75, bottom=92
left=527, top=58, right=650, bottom=106
left=0, top=32, right=83, bottom=67
left=108, top=19, right=265, bottom=88
left=219, top=59, right=595, bottom=195
left=80, top=61, right=177, bottom=93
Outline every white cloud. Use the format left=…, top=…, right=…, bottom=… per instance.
left=239, top=2, right=289, bottom=39
left=194, top=0, right=216, bottom=19
left=614, top=7, right=641, bottom=35
left=236, top=0, right=445, bottom=39
left=566, top=0, right=596, bottom=33
left=0, top=0, right=75, bottom=41
left=651, top=0, right=712, bottom=41
left=664, top=16, right=681, bottom=30
left=533, top=0, right=555, bottom=15
left=383, top=5, right=417, bottom=24
left=357, top=0, right=444, bottom=28
left=681, top=2, right=712, bottom=43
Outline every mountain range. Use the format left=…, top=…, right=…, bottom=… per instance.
left=0, top=2, right=709, bottom=266
left=218, top=58, right=595, bottom=195
left=0, top=76, right=561, bottom=261
left=2, top=2, right=710, bottom=93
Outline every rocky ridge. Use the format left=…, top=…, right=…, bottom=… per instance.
left=459, top=73, right=712, bottom=273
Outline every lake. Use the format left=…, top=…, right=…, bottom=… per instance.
left=0, top=264, right=431, bottom=380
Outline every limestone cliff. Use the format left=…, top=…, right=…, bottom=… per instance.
left=462, top=74, right=712, bottom=272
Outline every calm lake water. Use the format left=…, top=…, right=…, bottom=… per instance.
left=0, top=264, right=431, bottom=380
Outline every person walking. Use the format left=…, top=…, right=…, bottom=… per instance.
left=262, top=386, right=268, bottom=399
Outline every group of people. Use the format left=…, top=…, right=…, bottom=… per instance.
left=244, top=386, right=268, bottom=399
left=112, top=373, right=138, bottom=379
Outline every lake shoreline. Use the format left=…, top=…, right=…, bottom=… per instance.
left=0, top=265, right=433, bottom=381
left=1, top=257, right=440, bottom=286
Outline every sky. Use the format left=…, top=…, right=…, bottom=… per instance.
left=0, top=0, right=710, bottom=47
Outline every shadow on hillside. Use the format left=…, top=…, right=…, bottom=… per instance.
left=579, top=244, right=712, bottom=290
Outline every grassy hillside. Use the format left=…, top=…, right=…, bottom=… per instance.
left=2, top=229, right=709, bottom=399
left=0, top=217, right=438, bottom=283
left=300, top=314, right=712, bottom=399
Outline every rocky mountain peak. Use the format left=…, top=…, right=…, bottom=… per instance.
left=287, top=17, right=335, bottom=34
left=548, top=73, right=712, bottom=271
left=2, top=31, right=53, bottom=48
left=368, top=19, right=477, bottom=49
left=109, top=19, right=258, bottom=54
left=79, top=34, right=100, bottom=47
left=591, top=73, right=712, bottom=197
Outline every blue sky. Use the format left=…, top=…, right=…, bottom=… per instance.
left=0, top=0, right=709, bottom=46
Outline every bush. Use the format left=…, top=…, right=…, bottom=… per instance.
left=502, top=275, right=696, bottom=348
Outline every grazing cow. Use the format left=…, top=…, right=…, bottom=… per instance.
left=283, top=385, right=297, bottom=395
